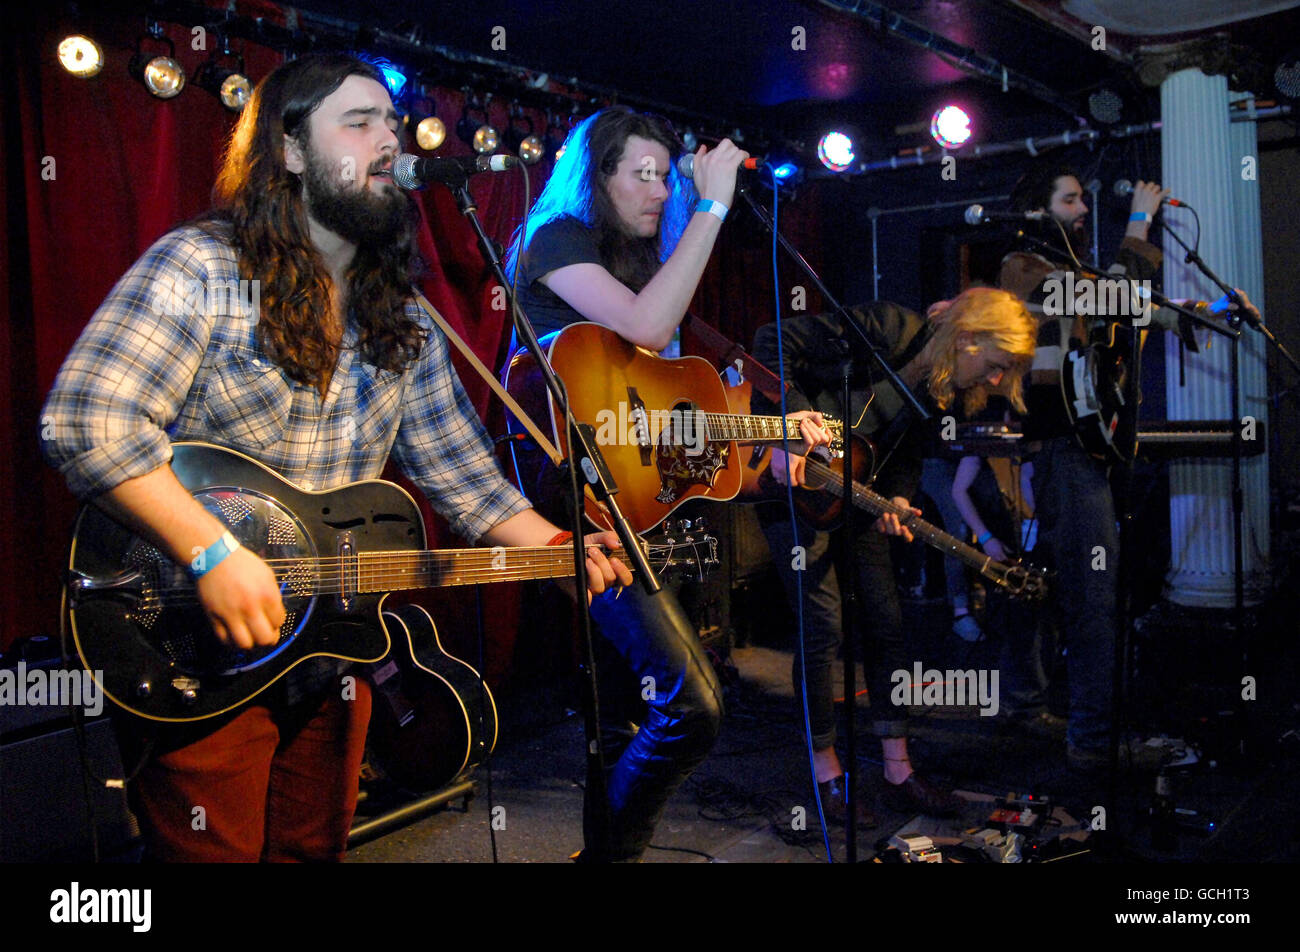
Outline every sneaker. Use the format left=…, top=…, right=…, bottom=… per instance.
left=952, top=613, right=983, bottom=642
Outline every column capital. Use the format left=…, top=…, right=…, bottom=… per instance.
left=1137, top=37, right=1268, bottom=91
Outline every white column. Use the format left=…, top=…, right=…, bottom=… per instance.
left=1161, top=70, right=1271, bottom=606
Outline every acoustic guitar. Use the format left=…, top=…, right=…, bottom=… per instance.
left=64, top=442, right=694, bottom=725
left=501, top=322, right=842, bottom=534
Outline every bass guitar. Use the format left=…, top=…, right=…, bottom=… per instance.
left=64, top=442, right=702, bottom=724
left=502, top=322, right=842, bottom=533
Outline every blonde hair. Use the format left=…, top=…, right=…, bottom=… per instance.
left=924, top=287, right=1036, bottom=415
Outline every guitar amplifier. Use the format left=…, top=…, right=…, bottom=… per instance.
left=0, top=658, right=139, bottom=862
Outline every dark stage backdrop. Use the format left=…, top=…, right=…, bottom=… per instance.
left=2, top=10, right=824, bottom=692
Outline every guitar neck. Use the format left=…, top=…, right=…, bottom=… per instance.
left=702, top=412, right=831, bottom=445
left=266, top=545, right=636, bottom=597
left=803, top=458, right=1003, bottom=581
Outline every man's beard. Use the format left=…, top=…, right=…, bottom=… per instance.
left=301, top=144, right=414, bottom=246
left=1051, top=216, right=1091, bottom=257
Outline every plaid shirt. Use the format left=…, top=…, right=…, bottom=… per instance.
left=42, top=225, right=531, bottom=701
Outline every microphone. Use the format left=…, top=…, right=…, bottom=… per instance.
left=392, top=153, right=518, bottom=190
left=675, top=153, right=765, bottom=179
left=964, top=204, right=1049, bottom=226
left=1114, top=179, right=1186, bottom=207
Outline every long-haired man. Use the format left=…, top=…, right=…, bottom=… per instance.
left=42, top=53, right=628, bottom=862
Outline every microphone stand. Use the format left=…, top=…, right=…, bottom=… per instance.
left=444, top=173, right=662, bottom=861
left=737, top=175, right=932, bottom=862
left=1157, top=223, right=1297, bottom=765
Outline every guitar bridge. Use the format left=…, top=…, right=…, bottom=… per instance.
left=626, top=386, right=653, bottom=466
left=336, top=531, right=357, bottom=611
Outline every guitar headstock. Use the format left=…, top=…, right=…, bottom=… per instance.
left=641, top=518, right=720, bottom=581
left=823, top=418, right=845, bottom=458
left=1000, top=561, right=1050, bottom=601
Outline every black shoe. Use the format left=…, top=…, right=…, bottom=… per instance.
left=883, top=773, right=963, bottom=817
left=817, top=773, right=878, bottom=828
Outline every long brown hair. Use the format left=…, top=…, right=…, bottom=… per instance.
left=202, top=53, right=424, bottom=388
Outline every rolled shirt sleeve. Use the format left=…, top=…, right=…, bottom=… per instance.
left=40, top=229, right=220, bottom=499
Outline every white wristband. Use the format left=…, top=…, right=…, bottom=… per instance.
left=695, top=199, right=728, bottom=222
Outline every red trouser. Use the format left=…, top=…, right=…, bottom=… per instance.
left=122, top=679, right=372, bottom=862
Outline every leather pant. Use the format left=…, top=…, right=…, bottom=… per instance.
left=585, top=581, right=724, bottom=861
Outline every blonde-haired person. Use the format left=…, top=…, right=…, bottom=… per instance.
left=750, top=287, right=1034, bottom=824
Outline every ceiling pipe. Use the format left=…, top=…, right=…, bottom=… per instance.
left=849, top=103, right=1291, bottom=175
left=817, top=0, right=1087, bottom=119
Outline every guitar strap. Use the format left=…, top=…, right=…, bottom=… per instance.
left=411, top=289, right=564, bottom=467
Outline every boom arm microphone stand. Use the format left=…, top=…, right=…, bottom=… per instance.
left=1011, top=226, right=1241, bottom=843
left=1158, top=222, right=1298, bottom=764
left=443, top=170, right=662, bottom=861
left=737, top=174, right=932, bottom=862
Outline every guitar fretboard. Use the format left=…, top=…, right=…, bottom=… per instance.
left=804, top=457, right=1002, bottom=580
left=702, top=413, right=839, bottom=445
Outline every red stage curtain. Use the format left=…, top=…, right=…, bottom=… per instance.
left=3, top=8, right=823, bottom=688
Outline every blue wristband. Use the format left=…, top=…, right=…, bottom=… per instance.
left=189, top=530, right=241, bottom=580
left=695, top=199, right=728, bottom=222
left=977, top=531, right=993, bottom=546
left=1129, top=211, right=1151, bottom=223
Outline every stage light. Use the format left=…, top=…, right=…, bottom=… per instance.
left=58, top=34, right=103, bottom=78
left=405, top=96, right=447, bottom=151
left=415, top=115, right=446, bottom=150
left=930, top=105, right=971, bottom=149
left=817, top=131, right=854, bottom=172
left=518, top=134, right=545, bottom=164
left=505, top=107, right=544, bottom=164
left=195, top=51, right=250, bottom=112
left=128, top=29, right=185, bottom=100
left=543, top=111, right=570, bottom=163
left=457, top=96, right=499, bottom=154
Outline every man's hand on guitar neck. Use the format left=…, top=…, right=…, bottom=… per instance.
left=765, top=411, right=832, bottom=488
left=483, top=509, right=632, bottom=604
left=873, top=498, right=920, bottom=544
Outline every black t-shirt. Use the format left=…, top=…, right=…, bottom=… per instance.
left=514, top=215, right=605, bottom=342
